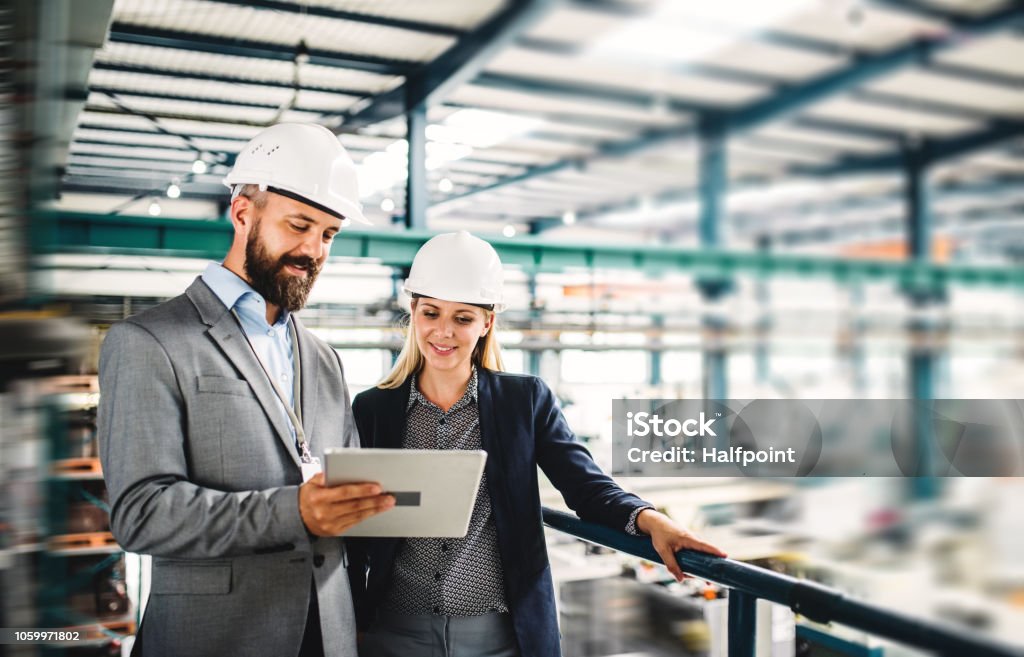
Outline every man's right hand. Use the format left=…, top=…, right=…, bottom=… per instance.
left=299, top=473, right=395, bottom=536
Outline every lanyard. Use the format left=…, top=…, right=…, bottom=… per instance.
left=231, top=310, right=315, bottom=464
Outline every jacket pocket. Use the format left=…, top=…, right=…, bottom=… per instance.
left=196, top=375, right=254, bottom=398
left=151, top=561, right=232, bottom=595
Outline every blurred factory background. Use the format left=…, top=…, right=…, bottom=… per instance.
left=3, top=0, right=1024, bottom=655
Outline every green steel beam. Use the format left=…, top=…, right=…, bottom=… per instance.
left=30, top=211, right=1024, bottom=289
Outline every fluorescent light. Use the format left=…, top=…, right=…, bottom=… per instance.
left=356, top=143, right=408, bottom=197
left=588, top=0, right=814, bottom=66
left=386, top=140, right=408, bottom=155
left=437, top=109, right=540, bottom=149
left=426, top=142, right=472, bottom=171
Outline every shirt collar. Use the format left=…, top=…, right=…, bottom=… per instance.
left=408, top=366, right=479, bottom=412
left=201, top=262, right=291, bottom=328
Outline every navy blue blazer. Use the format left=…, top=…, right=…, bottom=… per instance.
left=349, top=369, right=651, bottom=657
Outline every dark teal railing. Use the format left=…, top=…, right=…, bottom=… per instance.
left=542, top=507, right=1024, bottom=657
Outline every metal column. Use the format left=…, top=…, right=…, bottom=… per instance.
left=754, top=235, right=771, bottom=385
left=649, top=315, right=664, bottom=386
left=904, top=145, right=941, bottom=498
left=404, top=99, right=427, bottom=230
left=390, top=268, right=408, bottom=365
left=527, top=274, right=541, bottom=376
left=728, top=590, right=757, bottom=657
left=698, top=116, right=731, bottom=402
left=849, top=283, right=868, bottom=394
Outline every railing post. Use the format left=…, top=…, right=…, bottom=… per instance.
left=728, top=589, right=757, bottom=657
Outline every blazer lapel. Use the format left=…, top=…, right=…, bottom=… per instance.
left=475, top=369, right=519, bottom=588
left=379, top=377, right=412, bottom=449
left=476, top=370, right=509, bottom=510
left=187, top=278, right=302, bottom=469
left=292, top=316, right=319, bottom=445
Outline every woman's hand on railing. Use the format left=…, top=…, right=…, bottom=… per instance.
left=635, top=509, right=727, bottom=581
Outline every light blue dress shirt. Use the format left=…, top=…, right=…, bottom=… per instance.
left=201, top=262, right=298, bottom=445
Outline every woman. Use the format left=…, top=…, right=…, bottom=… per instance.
left=351, top=231, right=725, bottom=657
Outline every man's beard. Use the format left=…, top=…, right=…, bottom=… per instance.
left=244, top=221, right=321, bottom=313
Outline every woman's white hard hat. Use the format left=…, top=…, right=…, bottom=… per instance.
left=223, top=122, right=370, bottom=225
left=402, top=231, right=506, bottom=313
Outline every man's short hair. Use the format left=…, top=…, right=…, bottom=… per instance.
left=235, top=183, right=269, bottom=209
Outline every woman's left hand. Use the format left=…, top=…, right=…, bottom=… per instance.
left=636, top=509, right=727, bottom=581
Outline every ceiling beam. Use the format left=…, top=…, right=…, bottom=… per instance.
left=87, top=86, right=345, bottom=112
left=107, top=23, right=418, bottom=77
left=81, top=104, right=301, bottom=128
left=514, top=35, right=785, bottom=88
left=473, top=71, right=724, bottom=116
left=435, top=3, right=1024, bottom=211
left=338, top=0, right=561, bottom=131
left=796, top=119, right=1024, bottom=175
left=60, top=180, right=227, bottom=202
left=866, top=0, right=991, bottom=23
left=852, top=88, right=1006, bottom=123
left=91, top=61, right=374, bottom=97
left=199, top=0, right=465, bottom=37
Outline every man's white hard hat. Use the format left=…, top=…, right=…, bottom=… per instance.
left=401, top=231, right=506, bottom=313
left=223, top=122, right=370, bottom=225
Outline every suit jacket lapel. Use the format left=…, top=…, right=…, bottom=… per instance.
left=187, top=278, right=302, bottom=469
left=292, top=316, right=319, bottom=445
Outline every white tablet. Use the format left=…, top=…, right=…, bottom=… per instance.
left=323, top=448, right=487, bottom=538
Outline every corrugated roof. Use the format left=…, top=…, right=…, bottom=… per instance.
left=57, top=0, right=1024, bottom=253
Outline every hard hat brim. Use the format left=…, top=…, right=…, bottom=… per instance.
left=400, top=287, right=506, bottom=313
left=266, top=186, right=370, bottom=225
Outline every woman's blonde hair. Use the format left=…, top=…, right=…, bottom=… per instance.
left=378, top=299, right=504, bottom=389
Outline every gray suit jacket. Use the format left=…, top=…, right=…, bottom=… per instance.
left=98, top=277, right=359, bottom=657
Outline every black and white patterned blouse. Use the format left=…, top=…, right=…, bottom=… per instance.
left=381, top=368, right=510, bottom=616
left=381, top=368, right=652, bottom=617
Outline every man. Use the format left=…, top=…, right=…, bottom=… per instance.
left=98, top=123, right=393, bottom=657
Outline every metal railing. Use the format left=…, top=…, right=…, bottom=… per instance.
left=542, top=507, right=1024, bottom=657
